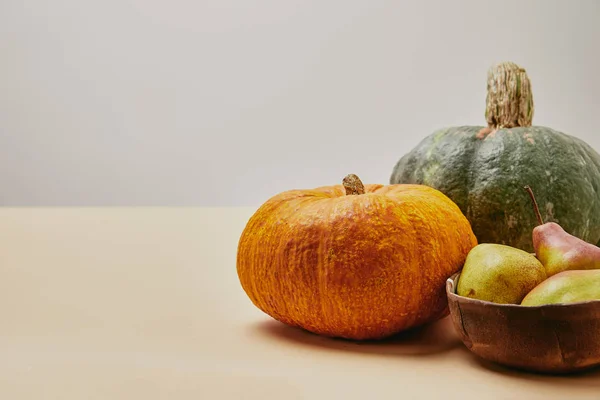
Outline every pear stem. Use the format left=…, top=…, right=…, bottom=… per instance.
left=524, top=186, right=544, bottom=225
left=343, top=174, right=365, bottom=195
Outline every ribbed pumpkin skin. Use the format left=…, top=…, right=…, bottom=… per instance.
left=390, top=126, right=600, bottom=252
left=237, top=183, right=477, bottom=340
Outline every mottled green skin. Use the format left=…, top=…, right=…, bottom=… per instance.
left=390, top=126, right=600, bottom=252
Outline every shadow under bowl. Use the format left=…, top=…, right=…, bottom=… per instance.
left=446, top=272, right=600, bottom=374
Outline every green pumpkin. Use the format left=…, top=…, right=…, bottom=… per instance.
left=390, top=62, right=600, bottom=252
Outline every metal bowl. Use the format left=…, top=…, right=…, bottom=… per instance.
left=446, top=272, right=600, bottom=374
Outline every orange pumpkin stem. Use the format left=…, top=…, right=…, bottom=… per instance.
left=343, top=174, right=365, bottom=195
left=524, top=186, right=544, bottom=226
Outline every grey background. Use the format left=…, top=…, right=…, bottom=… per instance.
left=1, top=0, right=599, bottom=207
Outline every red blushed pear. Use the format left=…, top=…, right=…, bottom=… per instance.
left=525, top=186, right=600, bottom=277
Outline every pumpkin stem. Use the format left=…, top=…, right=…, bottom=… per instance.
left=343, top=174, right=365, bottom=195
left=524, top=186, right=544, bottom=226
left=485, top=62, right=534, bottom=129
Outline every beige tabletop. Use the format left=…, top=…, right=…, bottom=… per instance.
left=0, top=207, right=598, bottom=399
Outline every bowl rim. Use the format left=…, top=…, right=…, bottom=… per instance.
left=446, top=271, right=600, bottom=309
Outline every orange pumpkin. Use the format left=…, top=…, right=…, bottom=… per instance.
left=237, top=174, right=477, bottom=340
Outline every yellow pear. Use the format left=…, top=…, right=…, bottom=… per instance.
left=521, top=270, right=600, bottom=306
left=457, top=243, right=547, bottom=304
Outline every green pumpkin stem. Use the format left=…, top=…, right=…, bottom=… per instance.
left=485, top=62, right=534, bottom=129
left=343, top=174, right=365, bottom=195
left=524, top=186, right=544, bottom=226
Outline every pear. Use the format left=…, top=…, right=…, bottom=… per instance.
left=457, top=243, right=547, bottom=304
left=524, top=186, right=600, bottom=277
left=521, top=269, right=600, bottom=306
